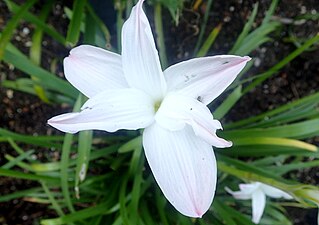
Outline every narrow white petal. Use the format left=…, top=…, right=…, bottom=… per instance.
left=260, top=183, right=293, bottom=199
left=225, top=187, right=253, bottom=200
left=48, top=89, right=154, bottom=133
left=64, top=45, right=128, bottom=98
left=164, top=55, right=251, bottom=105
left=121, top=0, right=166, bottom=100
left=143, top=123, right=217, bottom=218
left=252, top=189, right=266, bottom=224
left=239, top=183, right=260, bottom=193
left=155, top=93, right=232, bottom=148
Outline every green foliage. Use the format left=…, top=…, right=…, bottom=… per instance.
left=156, top=0, right=185, bottom=24
left=0, top=0, right=319, bottom=224
left=66, top=0, right=87, bottom=47
left=0, top=0, right=37, bottom=60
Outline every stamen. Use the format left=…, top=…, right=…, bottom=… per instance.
left=154, top=100, right=162, bottom=112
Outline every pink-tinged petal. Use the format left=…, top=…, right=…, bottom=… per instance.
left=121, top=0, right=166, bottom=100
left=164, top=55, right=251, bottom=105
left=64, top=45, right=128, bottom=98
left=260, top=183, right=293, bottom=199
left=143, top=123, right=217, bottom=218
left=155, top=93, right=232, bottom=148
left=251, top=189, right=266, bottom=224
left=48, top=89, right=154, bottom=133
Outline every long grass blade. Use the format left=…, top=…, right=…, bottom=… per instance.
left=154, top=3, right=168, bottom=68
left=74, top=130, right=93, bottom=198
left=86, top=4, right=111, bottom=48
left=60, top=95, right=84, bottom=213
left=223, top=118, right=319, bottom=139
left=0, top=0, right=37, bottom=60
left=4, top=0, right=66, bottom=45
left=2, top=150, right=34, bottom=169
left=0, top=168, right=59, bottom=183
left=3, top=44, right=78, bottom=99
left=196, top=23, right=222, bottom=57
left=226, top=91, right=319, bottom=129
left=242, top=34, right=319, bottom=95
left=229, top=3, right=258, bottom=54
left=193, top=0, right=213, bottom=55
left=66, top=0, right=87, bottom=46
left=41, top=181, right=65, bottom=216
left=233, top=137, right=317, bottom=152
left=29, top=0, right=54, bottom=103
left=218, top=34, right=319, bottom=118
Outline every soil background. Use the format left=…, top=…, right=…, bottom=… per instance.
left=0, top=0, right=318, bottom=224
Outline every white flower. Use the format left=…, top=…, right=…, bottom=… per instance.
left=48, top=0, right=250, bottom=218
left=226, top=182, right=293, bottom=223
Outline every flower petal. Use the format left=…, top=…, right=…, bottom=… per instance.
left=225, top=183, right=259, bottom=200
left=252, top=189, right=266, bottom=224
left=239, top=183, right=260, bottom=193
left=143, top=123, right=217, bottom=218
left=121, top=0, right=166, bottom=100
left=260, top=183, right=293, bottom=199
left=64, top=45, right=128, bottom=98
left=225, top=188, right=252, bottom=200
left=164, top=55, right=251, bottom=105
left=155, top=93, right=232, bottom=148
left=48, top=89, right=154, bottom=133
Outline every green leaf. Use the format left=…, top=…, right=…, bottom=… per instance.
left=229, top=3, right=259, bottom=54
left=268, top=160, right=319, bottom=175
left=223, top=118, right=319, bottom=139
left=66, top=0, right=87, bottom=46
left=60, top=95, right=84, bottom=214
left=0, top=187, right=43, bottom=202
left=0, top=168, right=59, bottom=183
left=86, top=4, right=111, bottom=48
left=154, top=3, right=168, bottom=68
left=3, top=44, right=78, bottom=99
left=158, top=0, right=185, bottom=24
left=4, top=0, right=66, bottom=45
left=40, top=201, right=115, bottom=225
left=29, top=0, right=54, bottom=103
left=226, top=91, right=319, bottom=130
left=75, top=130, right=93, bottom=198
left=218, top=158, right=319, bottom=208
left=214, top=199, right=256, bottom=225
left=118, top=136, right=142, bottom=153
left=0, top=129, right=63, bottom=149
left=197, top=24, right=222, bottom=57
left=213, top=199, right=238, bottom=225
left=220, top=34, right=319, bottom=120
left=0, top=0, right=37, bottom=60
left=194, top=0, right=213, bottom=54
left=41, top=181, right=65, bottom=216
left=262, top=0, right=279, bottom=25
left=242, top=34, right=319, bottom=95
left=2, top=79, right=74, bottom=104
left=214, top=85, right=242, bottom=120
left=2, top=150, right=34, bottom=169
left=233, top=137, right=317, bottom=152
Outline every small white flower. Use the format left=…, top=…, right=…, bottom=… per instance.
left=226, top=182, right=293, bottom=223
left=48, top=0, right=250, bottom=217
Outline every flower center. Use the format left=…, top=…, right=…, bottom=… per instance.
left=154, top=100, right=162, bottom=112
